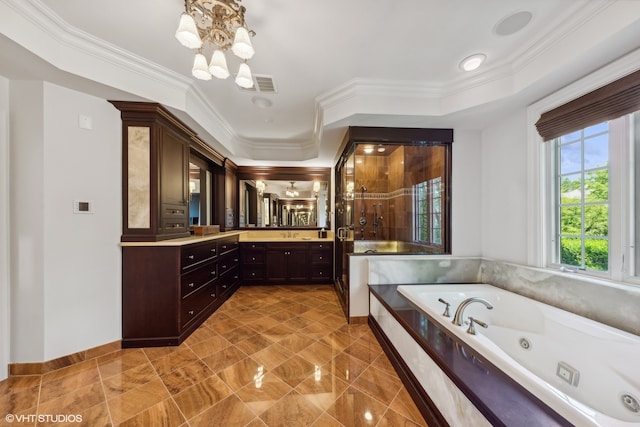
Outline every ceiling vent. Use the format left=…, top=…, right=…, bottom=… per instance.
left=240, top=74, right=277, bottom=93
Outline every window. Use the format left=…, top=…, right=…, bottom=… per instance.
left=414, top=177, right=442, bottom=245
left=548, top=113, right=638, bottom=279
left=553, top=122, right=609, bottom=271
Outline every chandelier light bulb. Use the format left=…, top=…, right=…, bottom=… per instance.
left=192, top=53, right=212, bottom=80
left=235, top=62, right=254, bottom=88
left=209, top=50, right=230, bottom=79
left=232, top=27, right=255, bottom=59
left=175, top=13, right=202, bottom=49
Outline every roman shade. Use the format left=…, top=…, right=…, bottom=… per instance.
left=535, top=69, right=640, bottom=141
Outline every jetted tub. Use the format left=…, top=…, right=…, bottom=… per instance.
left=398, top=284, right=640, bottom=427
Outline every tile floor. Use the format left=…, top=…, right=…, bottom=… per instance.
left=0, top=285, right=428, bottom=426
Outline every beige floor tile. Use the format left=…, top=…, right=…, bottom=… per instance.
left=0, top=285, right=427, bottom=427
left=172, top=375, right=233, bottom=419
left=259, top=390, right=324, bottom=427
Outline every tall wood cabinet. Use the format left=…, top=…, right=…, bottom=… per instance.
left=110, top=101, right=192, bottom=242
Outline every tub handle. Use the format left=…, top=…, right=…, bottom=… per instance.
left=467, top=317, right=488, bottom=335
left=437, top=298, right=451, bottom=317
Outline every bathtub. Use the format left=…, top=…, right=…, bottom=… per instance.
left=397, top=284, right=640, bottom=427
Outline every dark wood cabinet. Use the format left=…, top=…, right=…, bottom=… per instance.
left=240, top=241, right=333, bottom=284
left=111, top=101, right=192, bottom=242
left=241, top=243, right=267, bottom=282
left=266, top=243, right=309, bottom=282
left=121, top=234, right=239, bottom=347
left=310, top=242, right=332, bottom=282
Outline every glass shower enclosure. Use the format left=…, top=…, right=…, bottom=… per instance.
left=333, top=126, right=453, bottom=318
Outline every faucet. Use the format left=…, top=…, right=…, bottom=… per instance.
left=452, top=297, right=493, bottom=326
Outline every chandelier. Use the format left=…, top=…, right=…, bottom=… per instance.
left=175, top=0, right=255, bottom=88
left=286, top=182, right=299, bottom=198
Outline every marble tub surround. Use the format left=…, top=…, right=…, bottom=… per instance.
left=1, top=285, right=426, bottom=427
left=367, top=256, right=482, bottom=285
left=480, top=260, right=640, bottom=336
left=363, top=256, right=640, bottom=336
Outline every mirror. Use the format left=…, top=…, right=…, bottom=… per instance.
left=189, top=160, right=213, bottom=226
left=239, top=179, right=329, bottom=228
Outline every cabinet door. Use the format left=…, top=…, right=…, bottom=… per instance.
left=266, top=249, right=288, bottom=282
left=160, top=127, right=188, bottom=206
left=286, top=246, right=309, bottom=281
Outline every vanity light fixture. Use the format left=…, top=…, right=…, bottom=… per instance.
left=255, top=180, right=265, bottom=195
left=175, top=0, right=256, bottom=88
left=459, top=53, right=486, bottom=72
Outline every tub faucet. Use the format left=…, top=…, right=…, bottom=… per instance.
left=452, top=297, right=493, bottom=326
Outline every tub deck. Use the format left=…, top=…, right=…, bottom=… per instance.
left=368, top=284, right=573, bottom=427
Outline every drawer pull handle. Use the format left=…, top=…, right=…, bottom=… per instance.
left=211, top=271, right=216, bottom=275
left=252, top=257, right=256, bottom=261
left=221, top=245, right=227, bottom=249
left=234, top=258, right=238, bottom=262
left=222, top=265, right=227, bottom=269
left=211, top=293, right=216, bottom=298
left=188, top=255, right=195, bottom=259
left=319, top=256, right=323, bottom=260
left=222, top=284, right=227, bottom=289
left=188, top=310, right=194, bottom=315
left=188, top=282, right=195, bottom=287
left=210, top=248, right=216, bottom=252
left=319, top=272, right=323, bottom=275
left=251, top=272, right=256, bottom=276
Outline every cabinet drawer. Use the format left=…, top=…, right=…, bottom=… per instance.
left=311, top=265, right=332, bottom=280
left=181, top=283, right=217, bottom=329
left=310, top=242, right=332, bottom=251
left=180, top=263, right=217, bottom=298
left=219, top=266, right=239, bottom=294
left=310, top=251, right=331, bottom=264
left=242, top=265, right=265, bottom=281
left=243, top=251, right=265, bottom=264
left=218, top=254, right=239, bottom=276
left=161, top=203, right=189, bottom=232
left=218, top=239, right=239, bottom=256
left=181, top=242, right=217, bottom=270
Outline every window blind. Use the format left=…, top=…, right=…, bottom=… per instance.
left=535, top=69, right=640, bottom=141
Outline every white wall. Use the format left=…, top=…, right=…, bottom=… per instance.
left=10, top=81, right=122, bottom=362
left=451, top=129, right=482, bottom=256
left=480, top=109, right=529, bottom=264
left=10, top=81, right=46, bottom=363
left=0, top=76, right=9, bottom=380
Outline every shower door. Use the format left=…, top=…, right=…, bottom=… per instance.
left=334, top=149, right=355, bottom=318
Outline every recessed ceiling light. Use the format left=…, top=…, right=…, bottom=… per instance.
left=459, top=54, right=486, bottom=72
left=363, top=146, right=374, bottom=154
left=251, top=96, right=273, bottom=109
left=377, top=146, right=386, bottom=153
left=494, top=11, right=533, bottom=36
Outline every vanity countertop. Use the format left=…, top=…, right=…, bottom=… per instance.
left=120, top=230, right=334, bottom=246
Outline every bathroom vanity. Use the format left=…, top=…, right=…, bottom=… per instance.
left=121, top=233, right=240, bottom=347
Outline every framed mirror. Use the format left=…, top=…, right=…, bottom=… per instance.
left=236, top=167, right=330, bottom=229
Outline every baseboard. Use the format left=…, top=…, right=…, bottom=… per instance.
left=348, top=315, right=368, bottom=324
left=8, top=340, right=121, bottom=376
